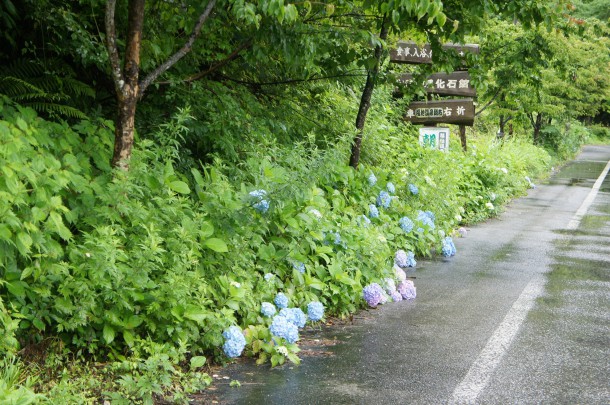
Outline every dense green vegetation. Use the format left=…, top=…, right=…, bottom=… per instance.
left=1, top=0, right=609, bottom=402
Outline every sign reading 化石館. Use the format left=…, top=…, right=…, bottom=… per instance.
left=397, top=71, right=476, bottom=97
left=404, top=99, right=475, bottom=126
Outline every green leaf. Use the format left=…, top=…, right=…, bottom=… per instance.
left=16, top=232, right=32, bottom=255
left=203, top=238, right=229, bottom=253
left=190, top=356, right=207, bottom=369
left=201, top=221, right=214, bottom=238
left=6, top=281, right=26, bottom=298
left=169, top=180, right=190, bottom=194
left=0, top=224, right=12, bottom=241
left=184, top=307, right=208, bottom=323
left=123, top=330, right=135, bottom=347
left=32, top=317, right=45, bottom=331
left=103, top=324, right=116, bottom=344
left=48, top=211, right=72, bottom=240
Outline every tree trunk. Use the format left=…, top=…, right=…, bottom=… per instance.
left=349, top=16, right=389, bottom=169
left=108, top=0, right=145, bottom=170
left=105, top=0, right=217, bottom=170
left=459, top=125, right=467, bottom=152
left=531, top=113, right=543, bottom=144
left=498, top=114, right=505, bottom=139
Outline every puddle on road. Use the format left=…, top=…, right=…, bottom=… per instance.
left=547, top=161, right=608, bottom=188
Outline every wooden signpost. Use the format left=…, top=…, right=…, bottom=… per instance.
left=397, top=71, right=476, bottom=97
left=404, top=99, right=475, bottom=126
left=390, top=40, right=480, bottom=150
left=390, top=41, right=480, bottom=64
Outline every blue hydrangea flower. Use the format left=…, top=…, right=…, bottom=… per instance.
left=249, top=189, right=269, bottom=213
left=222, top=326, right=246, bottom=358
left=307, top=302, right=324, bottom=322
left=417, top=210, right=435, bottom=229
left=369, top=204, right=379, bottom=218
left=387, top=182, right=396, bottom=194
left=377, top=191, right=392, bottom=209
left=261, top=302, right=276, bottom=317
left=291, top=260, right=306, bottom=274
left=408, top=184, right=419, bottom=195
left=399, top=216, right=414, bottom=233
left=332, top=232, right=342, bottom=246
left=279, top=308, right=307, bottom=328
left=416, top=227, right=424, bottom=233
left=264, top=273, right=274, bottom=281
left=274, top=292, right=289, bottom=309
left=368, top=173, right=377, bottom=186
left=442, top=236, right=457, bottom=257
left=309, top=209, right=322, bottom=220
left=269, top=315, right=299, bottom=344
left=398, top=280, right=416, bottom=300
left=425, top=210, right=436, bottom=222
left=359, top=215, right=371, bottom=227
left=405, top=251, right=416, bottom=268
left=362, top=283, right=385, bottom=308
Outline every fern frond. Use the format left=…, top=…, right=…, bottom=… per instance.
left=28, top=103, right=88, bottom=119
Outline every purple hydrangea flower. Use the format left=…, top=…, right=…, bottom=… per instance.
left=399, top=216, right=414, bottom=233
left=369, top=204, right=379, bottom=219
left=391, top=290, right=403, bottom=302
left=377, top=191, right=392, bottom=209
left=408, top=184, right=419, bottom=195
left=442, top=236, right=456, bottom=257
left=261, top=302, right=276, bottom=317
left=274, top=292, right=289, bottom=309
left=398, top=280, right=416, bottom=300
left=387, top=182, right=396, bottom=194
left=368, top=173, right=377, bottom=186
left=458, top=227, right=467, bottom=237
left=307, top=301, right=325, bottom=322
left=222, top=326, right=246, bottom=358
left=269, top=315, right=299, bottom=344
left=395, top=250, right=408, bottom=268
left=362, top=283, right=385, bottom=308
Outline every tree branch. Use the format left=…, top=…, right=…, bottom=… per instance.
left=475, top=88, right=501, bottom=117
left=139, top=0, right=217, bottom=97
left=105, top=0, right=124, bottom=94
left=157, top=40, right=252, bottom=85
left=218, top=71, right=367, bottom=87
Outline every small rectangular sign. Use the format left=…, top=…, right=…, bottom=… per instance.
left=390, top=41, right=480, bottom=64
left=405, top=99, right=475, bottom=126
left=397, top=71, right=476, bottom=97
left=419, top=127, right=450, bottom=152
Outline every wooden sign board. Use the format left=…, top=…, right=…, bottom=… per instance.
left=390, top=41, right=480, bottom=64
left=398, top=71, right=476, bottom=97
left=404, top=99, right=475, bottom=126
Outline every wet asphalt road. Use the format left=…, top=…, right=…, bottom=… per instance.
left=201, top=145, right=610, bottom=405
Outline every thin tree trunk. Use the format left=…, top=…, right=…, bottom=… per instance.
left=108, top=0, right=145, bottom=170
left=459, top=125, right=467, bottom=151
left=349, top=16, right=389, bottom=169
left=531, top=113, right=543, bottom=144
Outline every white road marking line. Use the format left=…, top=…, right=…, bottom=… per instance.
left=450, top=157, right=610, bottom=404
left=567, top=159, right=610, bottom=230
left=449, top=276, right=544, bottom=404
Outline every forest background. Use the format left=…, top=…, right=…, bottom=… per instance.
left=0, top=0, right=609, bottom=403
